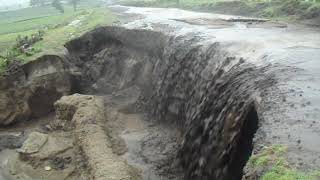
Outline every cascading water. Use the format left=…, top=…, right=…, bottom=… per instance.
left=64, top=26, right=276, bottom=179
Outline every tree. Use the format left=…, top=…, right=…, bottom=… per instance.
left=30, top=0, right=39, bottom=6
left=30, top=0, right=51, bottom=7
left=52, top=0, right=64, bottom=13
left=70, top=0, right=80, bottom=11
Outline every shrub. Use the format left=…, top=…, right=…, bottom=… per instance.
left=0, top=29, right=45, bottom=73
left=15, top=30, right=45, bottom=49
left=261, top=7, right=277, bottom=17
left=305, top=3, right=320, bottom=18
left=0, top=49, right=23, bottom=74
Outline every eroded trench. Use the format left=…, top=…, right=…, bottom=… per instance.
left=0, top=26, right=274, bottom=180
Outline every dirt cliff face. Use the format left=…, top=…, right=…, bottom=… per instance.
left=64, top=26, right=167, bottom=95
left=0, top=55, right=75, bottom=126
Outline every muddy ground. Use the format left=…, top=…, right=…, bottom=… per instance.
left=0, top=4, right=320, bottom=180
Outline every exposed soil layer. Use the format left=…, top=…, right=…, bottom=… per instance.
left=0, top=21, right=319, bottom=180
left=0, top=55, right=75, bottom=125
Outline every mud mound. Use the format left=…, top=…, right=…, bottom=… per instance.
left=54, top=94, right=141, bottom=180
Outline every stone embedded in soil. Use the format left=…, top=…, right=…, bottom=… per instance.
left=44, top=166, right=52, bottom=171
left=0, top=132, right=25, bottom=151
left=18, top=132, right=48, bottom=154
left=26, top=132, right=74, bottom=160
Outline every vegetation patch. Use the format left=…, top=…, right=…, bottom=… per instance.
left=304, top=3, right=320, bottom=18
left=119, top=0, right=320, bottom=21
left=248, top=145, right=320, bottom=180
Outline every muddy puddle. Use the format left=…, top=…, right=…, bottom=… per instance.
left=120, top=113, right=182, bottom=180
left=102, top=92, right=183, bottom=180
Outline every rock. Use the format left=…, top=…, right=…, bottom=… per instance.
left=44, top=166, right=52, bottom=171
left=18, top=132, right=48, bottom=154
left=0, top=132, right=25, bottom=151
left=26, top=132, right=73, bottom=160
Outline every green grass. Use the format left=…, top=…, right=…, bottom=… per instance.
left=0, top=58, right=8, bottom=74
left=248, top=145, right=320, bottom=180
left=262, top=166, right=318, bottom=180
left=0, top=6, right=64, bottom=24
left=0, top=7, right=80, bottom=35
left=21, top=7, right=116, bottom=61
left=249, top=144, right=287, bottom=167
left=0, top=30, right=35, bottom=53
left=0, top=1, right=117, bottom=71
left=0, top=7, right=82, bottom=53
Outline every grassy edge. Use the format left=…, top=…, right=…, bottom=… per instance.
left=248, top=145, right=320, bottom=180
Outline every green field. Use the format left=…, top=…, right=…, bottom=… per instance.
left=0, top=1, right=117, bottom=72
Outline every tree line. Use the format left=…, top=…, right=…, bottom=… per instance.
left=30, top=0, right=81, bottom=13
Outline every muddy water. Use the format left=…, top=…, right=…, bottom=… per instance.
left=121, top=114, right=160, bottom=180
left=0, top=150, right=16, bottom=180
left=120, top=114, right=183, bottom=180
left=111, top=5, right=320, bottom=174
left=103, top=93, right=183, bottom=180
